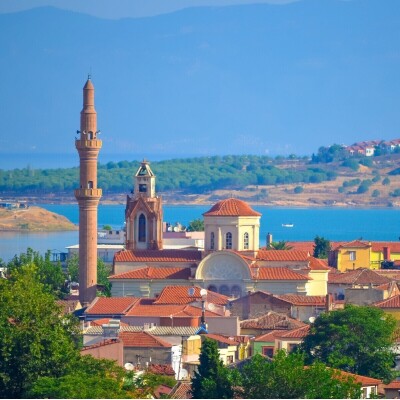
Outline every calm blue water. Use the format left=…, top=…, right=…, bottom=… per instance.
left=1, top=204, right=400, bottom=262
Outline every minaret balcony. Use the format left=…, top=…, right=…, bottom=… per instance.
left=74, top=188, right=102, bottom=199
left=75, top=139, right=102, bottom=150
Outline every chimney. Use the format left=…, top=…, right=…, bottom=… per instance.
left=266, top=233, right=273, bottom=246
left=383, top=246, right=391, bottom=261
left=325, top=293, right=332, bottom=312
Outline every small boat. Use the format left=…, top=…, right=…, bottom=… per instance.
left=282, top=223, right=294, bottom=228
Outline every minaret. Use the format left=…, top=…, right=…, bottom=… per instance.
left=74, top=76, right=102, bottom=306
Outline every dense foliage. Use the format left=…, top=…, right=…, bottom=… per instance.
left=301, top=304, right=397, bottom=382
left=191, top=338, right=236, bottom=399
left=313, top=236, right=331, bottom=259
left=0, top=262, right=172, bottom=398
left=237, top=352, right=361, bottom=399
left=0, top=155, right=339, bottom=194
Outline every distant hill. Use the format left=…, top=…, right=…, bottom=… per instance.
left=0, top=206, right=77, bottom=231
left=1, top=152, right=400, bottom=208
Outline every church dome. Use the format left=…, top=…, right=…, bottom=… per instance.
left=203, top=198, right=261, bottom=217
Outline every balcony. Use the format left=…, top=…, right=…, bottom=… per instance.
left=74, top=188, right=102, bottom=199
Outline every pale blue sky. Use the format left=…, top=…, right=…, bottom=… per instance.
left=0, top=0, right=298, bottom=18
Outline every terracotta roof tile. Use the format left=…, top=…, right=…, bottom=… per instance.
left=328, top=269, right=392, bottom=285
left=120, top=331, right=172, bottom=348
left=85, top=297, right=139, bottom=315
left=374, top=270, right=400, bottom=280
left=82, top=338, right=121, bottom=351
left=252, top=267, right=310, bottom=281
left=148, top=364, right=175, bottom=376
left=240, top=311, right=306, bottom=330
left=308, top=257, right=330, bottom=270
left=371, top=242, right=400, bottom=252
left=90, top=318, right=129, bottom=327
left=125, top=304, right=220, bottom=318
left=332, top=369, right=382, bottom=386
left=203, top=198, right=261, bottom=217
left=114, top=249, right=202, bottom=263
left=257, top=249, right=310, bottom=261
left=254, top=330, right=282, bottom=342
left=382, top=380, right=400, bottom=389
left=335, top=240, right=371, bottom=249
left=204, top=333, right=239, bottom=346
left=374, top=294, right=400, bottom=308
left=278, top=325, right=310, bottom=338
left=109, top=267, right=191, bottom=280
left=154, top=286, right=229, bottom=305
left=275, top=294, right=326, bottom=306
left=170, top=382, right=192, bottom=399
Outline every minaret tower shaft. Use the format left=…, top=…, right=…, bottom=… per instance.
left=74, top=77, right=102, bottom=305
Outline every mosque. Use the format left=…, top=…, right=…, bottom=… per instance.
left=75, top=78, right=329, bottom=306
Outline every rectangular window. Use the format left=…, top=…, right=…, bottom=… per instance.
left=349, top=251, right=356, bottom=261
left=262, top=346, right=274, bottom=358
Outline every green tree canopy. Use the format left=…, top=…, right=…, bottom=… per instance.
left=187, top=218, right=205, bottom=232
left=237, top=351, right=361, bottom=399
left=268, top=241, right=293, bottom=250
left=300, top=305, right=397, bottom=382
left=313, top=235, right=331, bottom=259
left=0, top=264, right=79, bottom=398
left=191, top=337, right=235, bottom=399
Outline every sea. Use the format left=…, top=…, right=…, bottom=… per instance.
left=0, top=204, right=400, bottom=262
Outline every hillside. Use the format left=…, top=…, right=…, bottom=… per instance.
left=0, top=206, right=77, bottom=231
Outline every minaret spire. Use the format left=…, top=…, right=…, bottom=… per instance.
left=74, top=77, right=102, bottom=306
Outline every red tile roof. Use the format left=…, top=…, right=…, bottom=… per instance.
left=275, top=294, right=326, bottom=306
left=278, top=325, right=310, bottom=338
left=85, top=297, right=138, bottom=315
left=109, top=267, right=191, bottom=280
left=170, top=382, right=192, bottom=399
left=335, top=240, right=371, bottom=249
left=148, top=364, right=176, bottom=376
left=257, top=249, right=310, bottom=261
left=374, top=270, right=400, bottom=280
left=308, top=257, right=330, bottom=270
left=254, top=330, right=282, bottom=342
left=252, top=267, right=309, bottom=281
left=205, top=333, right=239, bottom=345
left=120, top=331, right=172, bottom=348
left=203, top=198, right=261, bottom=217
left=240, top=311, right=306, bottom=330
left=82, top=338, right=121, bottom=351
left=90, top=318, right=129, bottom=327
left=382, top=380, right=400, bottom=389
left=125, top=304, right=221, bottom=318
left=114, top=249, right=202, bottom=263
left=332, top=369, right=381, bottom=386
left=374, top=294, right=400, bottom=308
left=371, top=242, right=400, bottom=252
left=154, top=286, right=229, bottom=306
left=328, top=269, right=392, bottom=285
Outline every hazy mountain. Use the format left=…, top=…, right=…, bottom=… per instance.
left=0, top=0, right=399, bottom=168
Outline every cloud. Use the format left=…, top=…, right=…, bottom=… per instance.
left=0, top=0, right=300, bottom=19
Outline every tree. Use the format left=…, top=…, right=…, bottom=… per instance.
left=0, top=264, right=79, bottom=398
left=6, top=248, right=67, bottom=299
left=313, top=236, right=331, bottom=259
left=237, top=352, right=361, bottom=399
left=382, top=177, right=391, bottom=186
left=293, top=186, right=304, bottom=194
left=301, top=305, right=397, bottom=382
left=268, top=241, right=293, bottom=250
left=187, top=218, right=204, bottom=232
left=191, top=337, right=235, bottom=399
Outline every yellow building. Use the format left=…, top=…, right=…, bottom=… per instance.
left=332, top=240, right=371, bottom=272
left=330, top=240, right=400, bottom=272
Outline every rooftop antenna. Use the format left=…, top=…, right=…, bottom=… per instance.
left=88, top=66, right=92, bottom=80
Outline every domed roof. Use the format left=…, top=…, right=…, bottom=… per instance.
left=203, top=198, right=261, bottom=217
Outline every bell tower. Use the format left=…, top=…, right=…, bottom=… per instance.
left=125, top=160, right=163, bottom=250
left=74, top=76, right=102, bottom=305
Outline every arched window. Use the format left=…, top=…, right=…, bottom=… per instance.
left=207, top=285, right=218, bottom=293
left=138, top=214, right=146, bottom=242
left=225, top=232, right=232, bottom=249
left=243, top=232, right=249, bottom=250
left=210, top=232, right=215, bottom=250
left=219, top=285, right=230, bottom=296
left=231, top=285, right=242, bottom=298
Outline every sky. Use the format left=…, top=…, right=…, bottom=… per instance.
left=0, top=0, right=399, bottom=169
left=0, top=0, right=299, bottom=19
